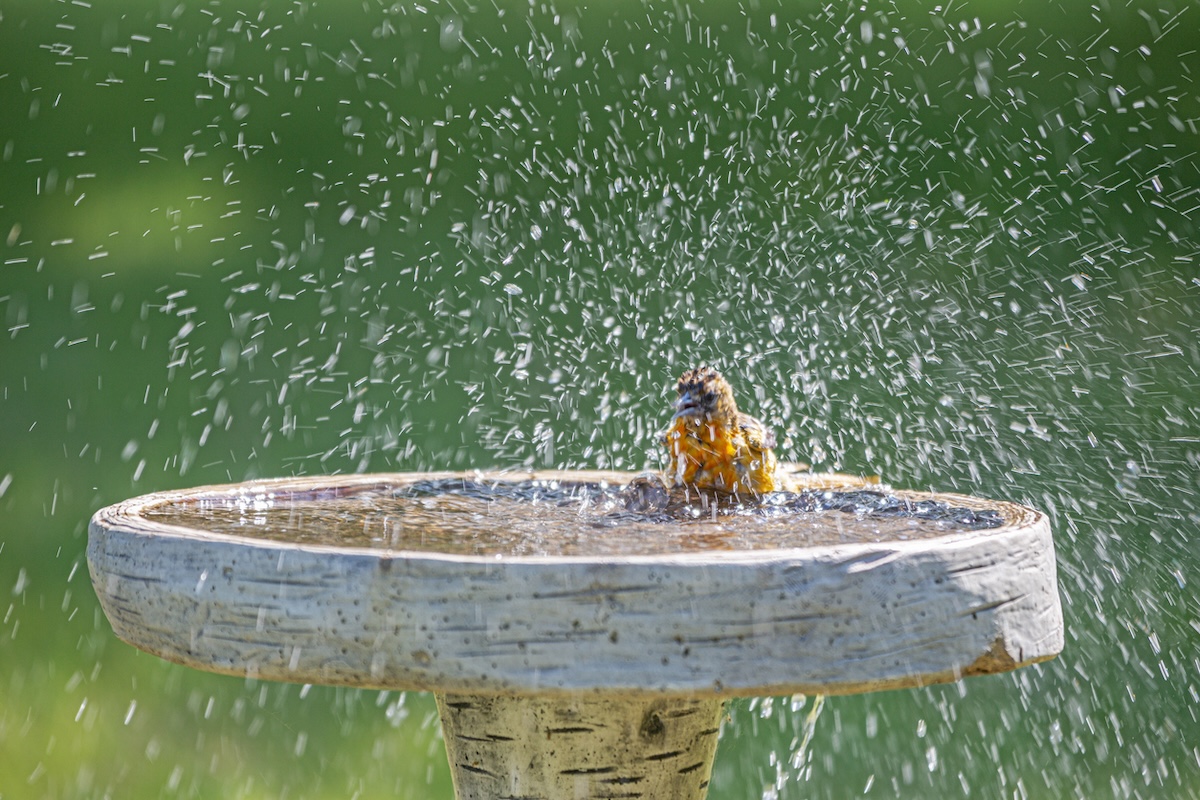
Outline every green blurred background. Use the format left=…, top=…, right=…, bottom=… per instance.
left=2, top=0, right=1198, bottom=797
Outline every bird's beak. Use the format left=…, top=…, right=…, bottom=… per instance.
left=673, top=391, right=702, bottom=420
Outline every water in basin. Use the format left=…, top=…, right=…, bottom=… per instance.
left=144, top=477, right=1004, bottom=557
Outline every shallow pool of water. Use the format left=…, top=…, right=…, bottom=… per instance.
left=145, top=477, right=1005, bottom=557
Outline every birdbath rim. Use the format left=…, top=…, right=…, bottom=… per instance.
left=89, top=466, right=1043, bottom=566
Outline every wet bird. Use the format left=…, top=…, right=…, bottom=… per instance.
left=662, top=366, right=778, bottom=495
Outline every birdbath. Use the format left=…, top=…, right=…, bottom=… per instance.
left=88, top=466, right=1063, bottom=799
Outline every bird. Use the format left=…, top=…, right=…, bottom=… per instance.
left=662, top=366, right=778, bottom=495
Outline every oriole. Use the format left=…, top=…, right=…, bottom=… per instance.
left=662, top=366, right=778, bottom=495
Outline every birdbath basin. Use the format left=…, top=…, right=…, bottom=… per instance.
left=88, top=467, right=1063, bottom=799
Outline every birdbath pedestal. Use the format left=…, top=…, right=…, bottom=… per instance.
left=88, top=469, right=1063, bottom=799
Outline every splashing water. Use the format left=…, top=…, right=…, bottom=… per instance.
left=755, top=694, right=828, bottom=799
left=2, top=0, right=1198, bottom=797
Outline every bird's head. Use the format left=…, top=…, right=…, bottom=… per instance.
left=673, top=366, right=739, bottom=424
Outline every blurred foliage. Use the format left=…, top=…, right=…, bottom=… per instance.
left=2, top=0, right=1199, bottom=797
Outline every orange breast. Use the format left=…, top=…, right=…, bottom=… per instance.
left=665, top=418, right=774, bottom=494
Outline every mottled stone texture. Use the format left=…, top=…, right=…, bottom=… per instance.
left=438, top=693, right=724, bottom=800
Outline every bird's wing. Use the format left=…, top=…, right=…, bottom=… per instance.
left=738, top=412, right=776, bottom=451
